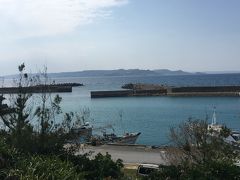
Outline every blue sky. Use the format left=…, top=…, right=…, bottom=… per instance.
left=0, top=0, right=240, bottom=75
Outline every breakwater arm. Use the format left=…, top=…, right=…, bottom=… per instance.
left=0, top=83, right=83, bottom=94
left=91, top=89, right=167, bottom=98
left=91, top=84, right=240, bottom=98
left=91, top=90, right=134, bottom=98
left=171, top=86, right=240, bottom=93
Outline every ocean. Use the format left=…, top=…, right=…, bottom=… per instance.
left=51, top=73, right=240, bottom=146
left=3, top=74, right=240, bottom=145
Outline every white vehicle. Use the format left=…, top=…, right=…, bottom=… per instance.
left=137, top=164, right=159, bottom=176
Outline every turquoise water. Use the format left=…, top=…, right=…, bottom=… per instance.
left=3, top=74, right=240, bottom=145
left=51, top=74, right=240, bottom=145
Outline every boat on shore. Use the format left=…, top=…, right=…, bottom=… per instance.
left=89, top=124, right=141, bottom=145
left=70, top=121, right=141, bottom=145
left=102, top=132, right=141, bottom=144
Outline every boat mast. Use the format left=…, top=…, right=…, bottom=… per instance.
left=212, top=107, right=217, bottom=125
left=119, top=110, right=125, bottom=134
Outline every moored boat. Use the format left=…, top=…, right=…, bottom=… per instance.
left=207, top=108, right=240, bottom=146
left=102, top=132, right=141, bottom=144
left=207, top=108, right=223, bottom=133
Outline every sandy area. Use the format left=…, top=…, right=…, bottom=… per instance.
left=75, top=144, right=167, bottom=165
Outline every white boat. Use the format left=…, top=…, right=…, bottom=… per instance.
left=207, top=108, right=240, bottom=146
left=225, top=131, right=240, bottom=145
left=207, top=108, right=223, bottom=133
left=102, top=132, right=141, bottom=144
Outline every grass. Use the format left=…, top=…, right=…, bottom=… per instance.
left=123, top=169, right=139, bottom=180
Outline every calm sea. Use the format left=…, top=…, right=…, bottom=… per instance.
left=49, top=74, right=240, bottom=146
left=3, top=74, right=240, bottom=145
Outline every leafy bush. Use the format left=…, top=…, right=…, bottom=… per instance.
left=0, top=138, right=19, bottom=179
left=85, top=153, right=123, bottom=179
left=0, top=137, right=124, bottom=180
left=8, top=155, right=84, bottom=180
left=0, top=64, right=124, bottom=180
left=59, top=152, right=124, bottom=180
left=148, top=119, right=240, bottom=179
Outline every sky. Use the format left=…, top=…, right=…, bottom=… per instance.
left=0, top=0, right=240, bottom=75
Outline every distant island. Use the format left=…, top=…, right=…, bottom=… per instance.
left=3, top=69, right=240, bottom=79
left=47, top=69, right=203, bottom=78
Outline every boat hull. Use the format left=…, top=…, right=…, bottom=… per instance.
left=105, top=132, right=141, bottom=144
left=115, top=133, right=141, bottom=144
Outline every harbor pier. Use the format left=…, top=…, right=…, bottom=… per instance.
left=91, top=84, right=240, bottom=98
left=0, top=83, right=83, bottom=94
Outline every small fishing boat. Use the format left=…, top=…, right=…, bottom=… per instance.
left=88, top=112, right=141, bottom=145
left=102, top=132, right=141, bottom=144
left=207, top=108, right=223, bottom=133
left=100, top=112, right=141, bottom=144
left=207, top=108, right=240, bottom=146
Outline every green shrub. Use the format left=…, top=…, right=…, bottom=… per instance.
left=8, top=155, right=84, bottom=180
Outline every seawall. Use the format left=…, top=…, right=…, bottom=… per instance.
left=91, top=90, right=133, bottom=98
left=91, top=85, right=240, bottom=98
left=171, top=86, right=240, bottom=93
left=91, top=89, right=167, bottom=98
left=0, top=85, right=73, bottom=94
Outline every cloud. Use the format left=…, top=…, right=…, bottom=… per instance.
left=0, top=0, right=128, bottom=38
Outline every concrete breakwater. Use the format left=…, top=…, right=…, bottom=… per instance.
left=0, top=83, right=83, bottom=94
left=91, top=84, right=240, bottom=98
left=169, top=86, right=240, bottom=97
left=171, top=86, right=240, bottom=93
left=91, top=89, right=167, bottom=98
left=91, top=90, right=133, bottom=98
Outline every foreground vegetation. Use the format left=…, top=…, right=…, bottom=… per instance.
left=0, top=64, right=124, bottom=180
left=0, top=137, right=124, bottom=179
left=147, top=119, right=240, bottom=179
